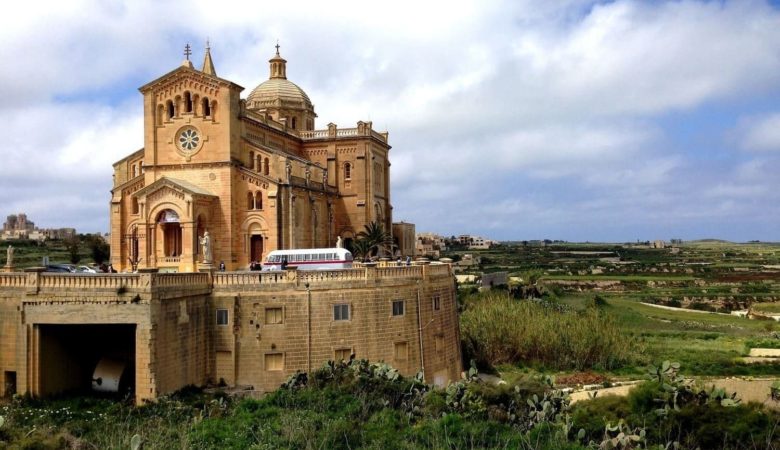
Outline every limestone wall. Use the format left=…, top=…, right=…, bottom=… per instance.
left=211, top=264, right=461, bottom=393
left=0, top=267, right=461, bottom=402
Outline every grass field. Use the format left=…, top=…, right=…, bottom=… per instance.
left=550, top=294, right=780, bottom=377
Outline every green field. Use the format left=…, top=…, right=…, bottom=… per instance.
left=448, top=241, right=780, bottom=378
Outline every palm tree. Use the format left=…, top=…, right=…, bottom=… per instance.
left=357, top=221, right=395, bottom=258
left=350, top=239, right=372, bottom=262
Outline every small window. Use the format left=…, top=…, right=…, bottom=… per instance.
left=392, top=300, right=405, bottom=317
left=265, top=353, right=284, bottom=371
left=256, top=192, right=263, bottom=209
left=334, top=304, right=350, bottom=321
left=184, top=92, right=193, bottom=113
left=435, top=335, right=444, bottom=353
left=265, top=307, right=283, bottom=325
left=394, top=342, right=408, bottom=361
left=264, top=158, right=270, bottom=175
left=166, top=100, right=174, bottom=119
left=334, top=348, right=352, bottom=361
left=344, top=162, right=352, bottom=180
left=202, top=97, right=211, bottom=117
left=247, top=192, right=255, bottom=210
left=216, top=309, right=229, bottom=326
left=433, top=296, right=441, bottom=311
left=132, top=197, right=139, bottom=215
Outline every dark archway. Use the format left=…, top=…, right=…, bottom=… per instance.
left=250, top=235, right=264, bottom=263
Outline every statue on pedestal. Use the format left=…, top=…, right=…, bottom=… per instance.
left=199, top=231, right=213, bottom=264
left=5, top=245, right=13, bottom=267
left=336, top=236, right=343, bottom=249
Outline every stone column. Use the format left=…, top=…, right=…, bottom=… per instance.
left=181, top=221, right=195, bottom=272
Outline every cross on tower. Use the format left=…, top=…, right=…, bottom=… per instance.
left=184, top=43, right=192, bottom=60
left=275, top=40, right=280, bottom=55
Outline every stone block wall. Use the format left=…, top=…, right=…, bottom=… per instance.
left=0, top=267, right=461, bottom=403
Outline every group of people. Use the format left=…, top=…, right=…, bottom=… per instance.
left=97, top=263, right=118, bottom=273
left=249, top=258, right=287, bottom=271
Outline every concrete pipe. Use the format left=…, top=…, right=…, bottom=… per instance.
left=91, top=358, right=127, bottom=393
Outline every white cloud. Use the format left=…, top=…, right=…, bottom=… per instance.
left=740, top=113, right=780, bottom=152
left=1, top=0, right=780, bottom=240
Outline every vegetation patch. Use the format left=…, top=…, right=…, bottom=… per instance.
left=460, top=292, right=637, bottom=371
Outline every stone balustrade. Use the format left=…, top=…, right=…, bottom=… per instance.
left=38, top=273, right=142, bottom=290
left=0, top=264, right=451, bottom=296
left=0, top=273, right=26, bottom=288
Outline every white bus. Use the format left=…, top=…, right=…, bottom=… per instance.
left=262, top=248, right=354, bottom=271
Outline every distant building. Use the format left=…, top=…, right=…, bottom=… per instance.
left=416, top=232, right=446, bottom=259
left=456, top=234, right=495, bottom=250
left=392, top=222, right=416, bottom=258
left=3, top=214, right=35, bottom=233
left=0, top=213, right=76, bottom=241
left=480, top=272, right=508, bottom=290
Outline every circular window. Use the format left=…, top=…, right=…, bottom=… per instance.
left=179, top=128, right=199, bottom=151
left=174, top=126, right=204, bottom=159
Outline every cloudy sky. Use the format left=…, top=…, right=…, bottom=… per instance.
left=1, top=0, right=780, bottom=242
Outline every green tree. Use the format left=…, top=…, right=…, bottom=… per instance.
left=64, top=236, right=81, bottom=264
left=356, top=221, right=394, bottom=257
left=82, top=234, right=110, bottom=264
left=350, top=239, right=372, bottom=262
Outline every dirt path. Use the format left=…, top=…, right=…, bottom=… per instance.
left=569, top=378, right=780, bottom=407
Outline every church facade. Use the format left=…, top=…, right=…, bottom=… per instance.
left=111, top=45, right=393, bottom=272
left=0, top=45, right=463, bottom=404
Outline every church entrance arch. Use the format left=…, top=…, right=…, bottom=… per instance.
left=339, top=229, right=355, bottom=253
left=250, top=235, right=264, bottom=263
left=241, top=217, right=269, bottom=268
left=157, top=209, right=182, bottom=259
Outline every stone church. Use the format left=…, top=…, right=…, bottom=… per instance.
left=111, top=44, right=393, bottom=272
left=0, top=45, right=461, bottom=404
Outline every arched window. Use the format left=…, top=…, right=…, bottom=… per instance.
left=174, top=96, right=181, bottom=117
left=247, top=192, right=255, bottom=210
left=184, top=92, right=193, bottom=113
left=132, top=197, right=139, bottom=215
left=166, top=100, right=175, bottom=120
left=249, top=151, right=254, bottom=170
left=202, top=97, right=211, bottom=117
left=256, top=192, right=262, bottom=209
left=132, top=164, right=138, bottom=178
left=344, top=162, right=352, bottom=181
left=291, top=117, right=297, bottom=129
left=256, top=155, right=261, bottom=172
left=263, top=157, right=269, bottom=175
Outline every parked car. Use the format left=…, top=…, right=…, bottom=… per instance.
left=45, top=264, right=76, bottom=273
left=77, top=265, right=98, bottom=273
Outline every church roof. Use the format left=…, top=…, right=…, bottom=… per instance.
left=246, top=46, right=314, bottom=113
left=247, top=78, right=313, bottom=109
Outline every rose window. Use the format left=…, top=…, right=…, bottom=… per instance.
left=179, top=129, right=200, bottom=151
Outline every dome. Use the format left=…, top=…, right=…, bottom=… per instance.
left=245, top=47, right=315, bottom=117
left=246, top=78, right=313, bottom=111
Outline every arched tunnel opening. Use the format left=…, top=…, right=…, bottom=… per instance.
left=37, top=324, right=136, bottom=399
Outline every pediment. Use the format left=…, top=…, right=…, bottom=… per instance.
left=134, top=177, right=217, bottom=203
left=139, top=65, right=243, bottom=95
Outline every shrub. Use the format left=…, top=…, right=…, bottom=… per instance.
left=460, top=292, right=636, bottom=371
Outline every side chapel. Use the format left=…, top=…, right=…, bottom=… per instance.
left=110, top=44, right=393, bottom=272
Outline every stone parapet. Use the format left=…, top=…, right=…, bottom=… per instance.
left=212, top=264, right=452, bottom=292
